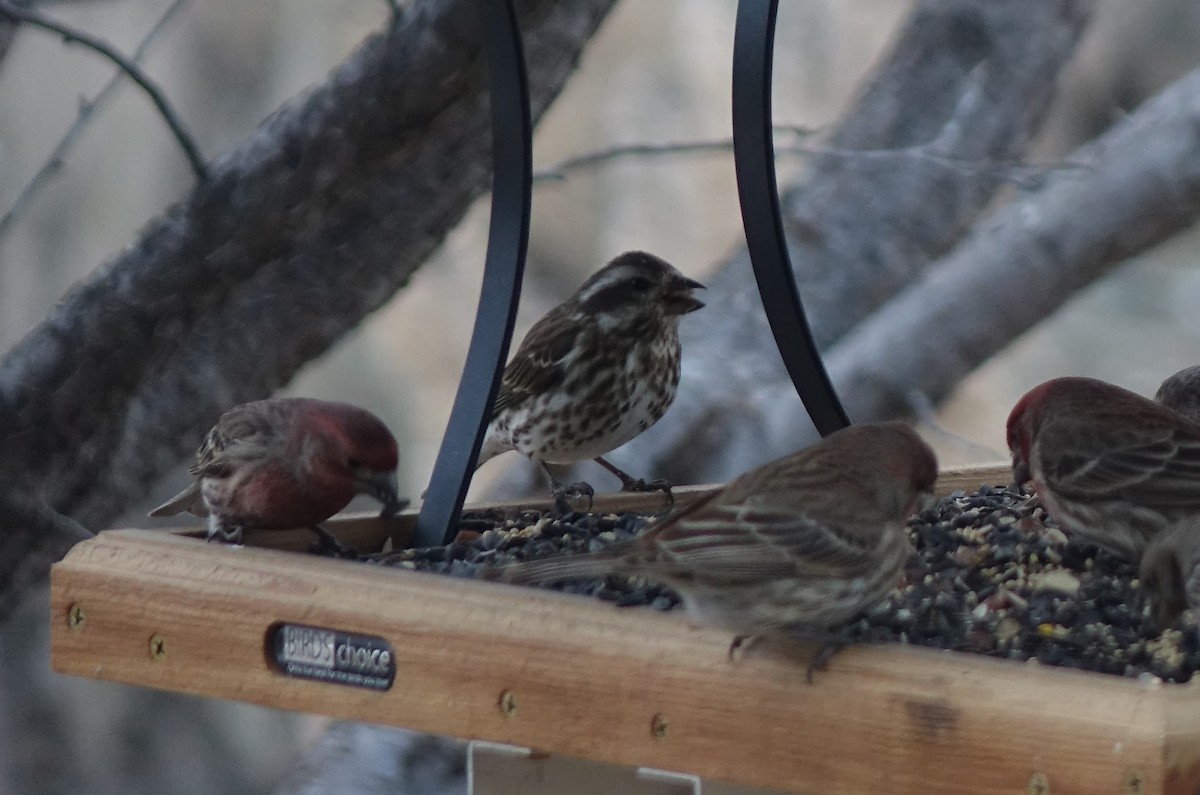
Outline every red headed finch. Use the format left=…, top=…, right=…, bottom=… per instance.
left=1139, top=518, right=1200, bottom=631
left=484, top=422, right=938, bottom=666
left=150, top=398, right=404, bottom=554
left=1007, top=376, right=1200, bottom=561
left=1156, top=365, right=1200, bottom=425
left=477, top=251, right=704, bottom=510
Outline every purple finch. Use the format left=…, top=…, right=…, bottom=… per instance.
left=1007, top=376, right=1200, bottom=560
left=150, top=398, right=403, bottom=554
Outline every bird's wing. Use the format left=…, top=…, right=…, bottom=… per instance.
left=188, top=403, right=287, bottom=479
left=1038, top=422, right=1200, bottom=510
left=641, top=453, right=889, bottom=582
left=491, top=307, right=581, bottom=418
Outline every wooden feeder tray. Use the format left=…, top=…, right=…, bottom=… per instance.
left=50, top=464, right=1200, bottom=795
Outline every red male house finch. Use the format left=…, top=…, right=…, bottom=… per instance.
left=1139, top=518, right=1200, bottom=630
left=485, top=422, right=937, bottom=664
left=1155, top=365, right=1200, bottom=425
left=477, top=251, right=704, bottom=510
left=1007, top=376, right=1200, bottom=560
left=150, top=398, right=404, bottom=554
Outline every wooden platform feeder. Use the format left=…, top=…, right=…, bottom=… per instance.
left=50, top=463, right=1200, bottom=795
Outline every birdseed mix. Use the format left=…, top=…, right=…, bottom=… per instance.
left=371, top=485, right=1200, bottom=683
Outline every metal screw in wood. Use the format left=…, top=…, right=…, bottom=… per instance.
left=650, top=713, right=669, bottom=740
left=498, top=689, right=517, bottom=718
left=149, top=634, right=167, bottom=662
left=67, top=603, right=85, bottom=631
left=1028, top=772, right=1050, bottom=795
left=1124, top=770, right=1145, bottom=794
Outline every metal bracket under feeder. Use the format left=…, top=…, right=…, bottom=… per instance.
left=468, top=741, right=790, bottom=795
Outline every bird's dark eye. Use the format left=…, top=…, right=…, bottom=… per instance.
left=626, top=277, right=654, bottom=291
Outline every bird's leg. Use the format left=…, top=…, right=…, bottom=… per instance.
left=379, top=497, right=410, bottom=519
left=800, top=623, right=866, bottom=684
left=594, top=456, right=674, bottom=506
left=540, top=463, right=594, bottom=514
left=307, top=524, right=359, bottom=559
left=727, top=634, right=760, bottom=662
left=805, top=638, right=847, bottom=684
left=206, top=517, right=244, bottom=545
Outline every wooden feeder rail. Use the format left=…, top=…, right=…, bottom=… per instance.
left=51, top=464, right=1200, bottom=795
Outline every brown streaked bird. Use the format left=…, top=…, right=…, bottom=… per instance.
left=1139, top=518, right=1200, bottom=631
left=476, top=250, right=704, bottom=511
left=1007, top=376, right=1200, bottom=561
left=484, top=422, right=938, bottom=671
left=150, top=398, right=405, bottom=555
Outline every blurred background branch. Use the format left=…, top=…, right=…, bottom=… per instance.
left=494, top=0, right=1099, bottom=496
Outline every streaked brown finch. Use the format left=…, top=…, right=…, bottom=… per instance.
left=485, top=422, right=938, bottom=670
left=476, top=250, right=704, bottom=511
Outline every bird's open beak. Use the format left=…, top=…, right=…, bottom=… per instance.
left=665, top=276, right=706, bottom=315
left=356, top=470, right=408, bottom=517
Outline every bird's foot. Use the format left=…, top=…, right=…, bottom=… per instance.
left=551, top=480, right=594, bottom=515
left=594, top=457, right=674, bottom=506
left=727, top=634, right=760, bottom=662
left=620, top=476, right=674, bottom=505
left=206, top=523, right=244, bottom=545
left=379, top=497, right=410, bottom=519
left=307, top=524, right=359, bottom=559
left=806, top=639, right=846, bottom=684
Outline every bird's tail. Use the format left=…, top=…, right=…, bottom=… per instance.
left=480, top=546, right=629, bottom=585
left=148, top=482, right=205, bottom=518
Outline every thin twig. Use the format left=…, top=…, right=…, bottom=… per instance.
left=0, top=0, right=207, bottom=181
left=533, top=125, right=819, bottom=183
left=533, top=124, right=1089, bottom=189
left=0, top=0, right=190, bottom=238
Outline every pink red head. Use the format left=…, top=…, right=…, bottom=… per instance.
left=1005, top=380, right=1063, bottom=487
left=1006, top=376, right=1183, bottom=487
left=298, top=400, right=402, bottom=513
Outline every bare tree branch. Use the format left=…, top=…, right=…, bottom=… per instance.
left=606, top=0, right=1098, bottom=486
left=0, top=0, right=190, bottom=238
left=827, top=64, right=1200, bottom=424
left=664, top=62, right=1200, bottom=480
left=533, top=126, right=1087, bottom=188
left=0, top=0, right=617, bottom=612
left=0, top=0, right=207, bottom=180
left=0, top=487, right=91, bottom=616
left=533, top=125, right=820, bottom=182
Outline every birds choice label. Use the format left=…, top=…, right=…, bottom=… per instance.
left=267, top=622, right=395, bottom=691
